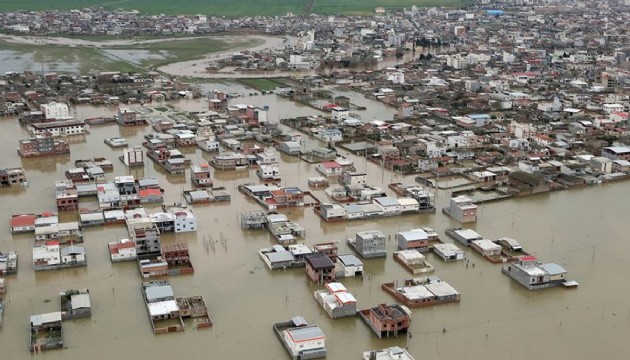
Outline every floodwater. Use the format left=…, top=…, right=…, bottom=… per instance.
left=1, top=91, right=630, bottom=360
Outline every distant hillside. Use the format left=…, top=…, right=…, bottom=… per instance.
left=0, top=0, right=473, bottom=16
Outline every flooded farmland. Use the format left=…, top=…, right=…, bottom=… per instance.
left=0, top=89, right=629, bottom=360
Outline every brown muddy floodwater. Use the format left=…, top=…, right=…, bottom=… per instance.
left=0, top=93, right=629, bottom=360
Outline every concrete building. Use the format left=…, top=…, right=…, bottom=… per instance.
left=363, top=347, right=416, bottom=360
left=257, top=163, right=280, bottom=180
left=28, top=120, right=87, bottom=137
left=443, top=196, right=477, bottom=223
left=358, top=303, right=410, bottom=338
left=502, top=256, right=569, bottom=290
left=313, top=282, right=358, bottom=318
left=305, top=254, right=336, bottom=284
left=18, top=137, right=70, bottom=157
left=40, top=102, right=70, bottom=120
left=432, top=243, right=465, bottom=261
left=396, top=229, right=430, bottom=252
left=120, top=146, right=144, bottom=167
left=0, top=167, right=27, bottom=187
left=336, top=254, right=363, bottom=277
left=126, top=213, right=161, bottom=256
left=274, top=316, right=326, bottom=360
left=350, top=230, right=386, bottom=258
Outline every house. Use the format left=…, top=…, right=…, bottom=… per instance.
left=59, top=289, right=91, bottom=320
left=316, top=161, right=343, bottom=177
left=442, top=196, right=477, bottom=223
left=28, top=120, right=87, bottom=137
left=373, top=197, right=401, bottom=216
left=445, top=228, right=482, bottom=246
left=32, top=242, right=61, bottom=270
left=314, top=282, right=357, bottom=318
left=197, top=138, right=220, bottom=152
left=432, top=243, right=465, bottom=261
left=315, top=128, right=343, bottom=142
left=190, top=164, right=212, bottom=187
left=362, top=347, right=416, bottom=360
left=0, top=167, right=27, bottom=187
left=211, top=152, right=249, bottom=170
left=120, top=146, right=144, bottom=167
left=141, top=280, right=184, bottom=334
left=126, top=213, right=161, bottom=256
left=305, top=254, right=336, bottom=284
left=393, top=250, right=434, bottom=274
left=278, top=141, right=302, bottom=156
left=502, top=256, right=569, bottom=290
left=18, top=137, right=70, bottom=157
left=336, top=254, right=363, bottom=277
left=164, top=205, right=197, bottom=233
left=471, top=239, right=502, bottom=259
left=0, top=251, right=18, bottom=275
left=274, top=316, right=326, bottom=360
left=358, top=303, right=410, bottom=338
left=257, top=164, right=280, bottom=180
left=331, top=106, right=349, bottom=121
left=381, top=277, right=460, bottom=308
left=317, top=203, right=347, bottom=222
left=30, top=312, right=63, bottom=352
left=341, top=171, right=367, bottom=186
left=10, top=213, right=36, bottom=233
left=396, top=229, right=430, bottom=252
left=259, top=245, right=299, bottom=270
left=108, top=239, right=137, bottom=262
left=398, top=198, right=420, bottom=213
left=349, top=230, right=386, bottom=258
left=601, top=146, right=630, bottom=161
left=310, top=146, right=337, bottom=160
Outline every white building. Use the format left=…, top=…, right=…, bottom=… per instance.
left=432, top=243, right=465, bottom=261
left=121, top=146, right=144, bottom=167
left=282, top=323, right=326, bottom=358
left=336, top=254, right=364, bottom=277
left=257, top=164, right=280, bottom=180
left=33, top=242, right=61, bottom=268
left=169, top=207, right=197, bottom=233
left=331, top=107, right=349, bottom=121
left=197, top=138, right=220, bottom=152
left=40, top=102, right=70, bottom=120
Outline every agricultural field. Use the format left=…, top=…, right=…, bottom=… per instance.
left=237, top=78, right=289, bottom=92
left=0, top=0, right=471, bottom=16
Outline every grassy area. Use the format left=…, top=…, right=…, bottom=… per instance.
left=312, top=0, right=473, bottom=15
left=0, top=0, right=309, bottom=16
left=0, top=0, right=470, bottom=16
left=237, top=78, right=288, bottom=91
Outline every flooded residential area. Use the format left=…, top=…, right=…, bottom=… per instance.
left=1, top=1, right=630, bottom=360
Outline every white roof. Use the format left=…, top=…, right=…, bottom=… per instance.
left=398, top=229, right=428, bottom=241
left=454, top=228, right=482, bottom=240
left=472, top=239, right=501, bottom=251
left=147, top=300, right=179, bottom=317
left=325, top=282, right=347, bottom=293
left=425, top=281, right=459, bottom=297
left=71, top=293, right=91, bottom=310
left=31, top=312, right=62, bottom=326
left=396, top=249, right=425, bottom=262
left=400, top=285, right=434, bottom=300
left=433, top=243, right=463, bottom=256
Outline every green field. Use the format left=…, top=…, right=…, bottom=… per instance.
left=0, top=0, right=471, bottom=16
left=237, top=78, right=289, bottom=91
